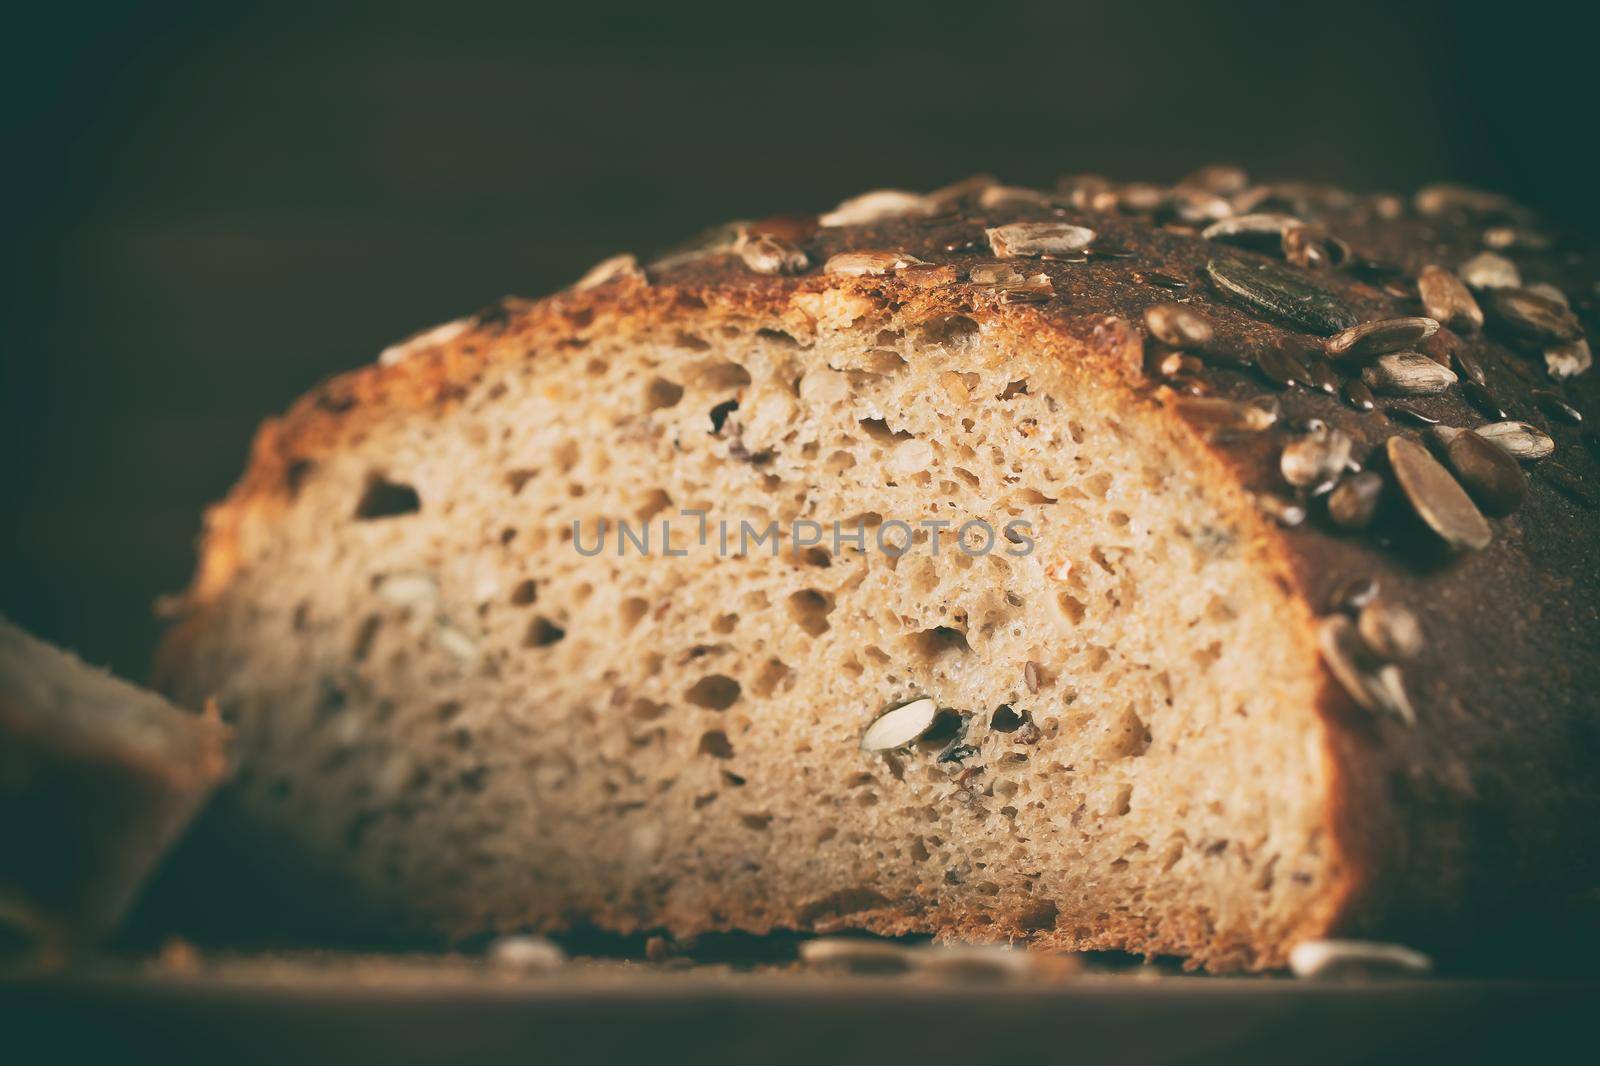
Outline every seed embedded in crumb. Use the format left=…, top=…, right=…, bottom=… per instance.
left=1290, top=939, right=1433, bottom=979
left=1144, top=303, right=1215, bottom=349
left=1417, top=265, right=1483, bottom=333
left=1023, top=661, right=1041, bottom=693
left=986, top=222, right=1096, bottom=258
left=860, top=698, right=940, bottom=751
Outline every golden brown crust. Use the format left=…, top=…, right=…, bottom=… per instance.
left=157, top=175, right=1600, bottom=968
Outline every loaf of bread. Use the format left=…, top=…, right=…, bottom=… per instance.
left=1, top=618, right=229, bottom=946
left=154, top=170, right=1599, bottom=971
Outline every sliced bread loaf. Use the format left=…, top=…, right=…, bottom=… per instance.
left=154, top=173, right=1600, bottom=970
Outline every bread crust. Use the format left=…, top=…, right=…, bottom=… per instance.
left=155, top=180, right=1600, bottom=969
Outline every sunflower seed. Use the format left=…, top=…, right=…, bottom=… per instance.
left=1483, top=226, right=1553, bottom=252
left=1204, top=256, right=1356, bottom=335
left=1289, top=939, right=1433, bottom=979
left=1461, top=381, right=1507, bottom=420
left=820, top=190, right=934, bottom=227
left=1416, top=265, right=1483, bottom=333
left=1174, top=395, right=1280, bottom=431
left=1387, top=435, right=1492, bottom=551
left=1055, top=172, right=1114, bottom=209
left=1282, top=224, right=1348, bottom=270
left=1457, top=251, right=1521, bottom=291
left=986, top=223, right=1096, bottom=258
left=926, top=173, right=1000, bottom=209
left=1483, top=288, right=1583, bottom=343
left=1546, top=339, right=1593, bottom=380
left=1116, top=182, right=1169, bottom=214
left=650, top=223, right=748, bottom=269
left=1415, top=183, right=1520, bottom=219
left=1325, top=317, right=1440, bottom=362
left=489, top=935, right=567, bottom=971
left=1362, top=353, right=1457, bottom=395
left=1144, top=303, right=1214, bottom=349
left=1201, top=212, right=1301, bottom=244
left=1281, top=425, right=1353, bottom=489
left=1331, top=574, right=1381, bottom=611
left=1387, top=403, right=1440, bottom=427
left=1174, top=189, right=1235, bottom=223
left=1139, top=270, right=1190, bottom=290
left=1088, top=242, right=1137, bottom=260
left=1343, top=378, right=1376, bottom=411
left=860, top=697, right=939, bottom=751
left=1533, top=390, right=1583, bottom=424
left=1451, top=347, right=1487, bottom=386
left=1358, top=600, right=1424, bottom=662
left=1304, top=359, right=1340, bottom=395
left=914, top=944, right=1038, bottom=982
left=1473, top=421, right=1555, bottom=460
left=1317, top=615, right=1417, bottom=725
left=824, top=251, right=928, bottom=277
left=1180, top=164, right=1250, bottom=196
left=573, top=253, right=643, bottom=291
left=799, top=938, right=912, bottom=974
left=738, top=235, right=809, bottom=276
left=979, top=184, right=1058, bottom=211
left=1255, top=493, right=1307, bottom=527
left=1255, top=344, right=1305, bottom=389
left=1158, top=352, right=1205, bottom=377
left=1431, top=425, right=1527, bottom=516
left=1327, top=472, right=1385, bottom=530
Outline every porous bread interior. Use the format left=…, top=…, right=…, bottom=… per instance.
left=169, top=305, right=1336, bottom=970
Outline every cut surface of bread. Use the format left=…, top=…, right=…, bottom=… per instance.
left=155, top=175, right=1600, bottom=971
left=0, top=618, right=229, bottom=944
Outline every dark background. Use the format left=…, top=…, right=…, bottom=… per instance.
left=2, top=0, right=1595, bottom=679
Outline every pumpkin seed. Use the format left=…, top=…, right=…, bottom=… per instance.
left=1205, top=256, right=1357, bottom=334
left=1430, top=425, right=1527, bottom=516
left=1386, top=436, right=1492, bottom=551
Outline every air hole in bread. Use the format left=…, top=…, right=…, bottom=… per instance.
left=908, top=625, right=970, bottom=660
left=685, top=674, right=741, bottom=710
left=693, top=360, right=752, bottom=391
left=786, top=590, right=833, bottom=637
left=708, top=400, right=738, bottom=434
left=646, top=378, right=684, bottom=410
left=509, top=579, right=537, bottom=607
left=698, top=730, right=734, bottom=759
left=525, top=617, right=566, bottom=647
left=286, top=458, right=314, bottom=498
left=354, top=475, right=421, bottom=520
left=619, top=597, right=649, bottom=630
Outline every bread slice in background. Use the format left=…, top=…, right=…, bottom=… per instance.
left=153, top=175, right=1600, bottom=971
left=1, top=618, right=229, bottom=946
